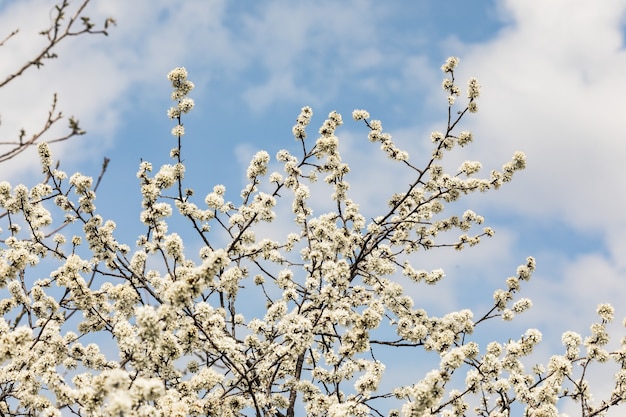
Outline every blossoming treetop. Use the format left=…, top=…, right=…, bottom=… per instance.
left=0, top=49, right=624, bottom=417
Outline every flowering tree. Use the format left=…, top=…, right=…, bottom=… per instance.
left=1, top=37, right=625, bottom=417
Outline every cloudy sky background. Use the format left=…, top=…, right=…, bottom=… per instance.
left=1, top=0, right=626, bottom=413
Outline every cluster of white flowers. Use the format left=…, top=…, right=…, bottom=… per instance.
left=364, top=117, right=409, bottom=162
left=0, top=58, right=625, bottom=417
left=167, top=67, right=195, bottom=138
left=440, top=57, right=480, bottom=113
left=293, top=105, right=313, bottom=140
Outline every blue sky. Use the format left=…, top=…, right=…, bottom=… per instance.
left=1, top=0, right=626, bottom=413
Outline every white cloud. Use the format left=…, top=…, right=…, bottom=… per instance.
left=224, top=1, right=416, bottom=112
left=0, top=0, right=233, bottom=182
left=451, top=1, right=626, bottom=230
left=243, top=72, right=318, bottom=113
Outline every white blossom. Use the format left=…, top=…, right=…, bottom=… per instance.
left=441, top=56, right=460, bottom=73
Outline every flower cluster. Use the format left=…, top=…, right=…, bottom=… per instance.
left=167, top=67, right=195, bottom=137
